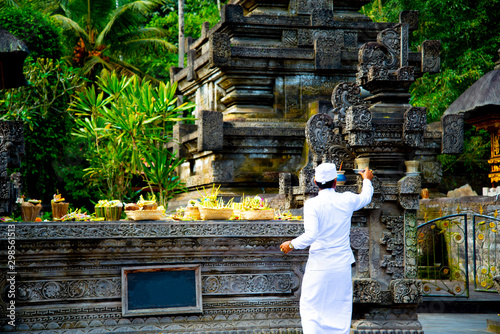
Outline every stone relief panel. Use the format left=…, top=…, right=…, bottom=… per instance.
left=422, top=40, right=441, bottom=73
left=441, top=114, right=464, bottom=154
left=314, top=31, right=344, bottom=69
left=331, top=82, right=366, bottom=127
left=420, top=160, right=442, bottom=185
left=390, top=279, right=422, bottom=304
left=380, top=214, right=405, bottom=279
left=198, top=110, right=223, bottom=152
left=16, top=273, right=299, bottom=303
left=403, top=106, right=427, bottom=148
left=0, top=222, right=307, bottom=240
left=404, top=210, right=418, bottom=279
left=305, top=113, right=338, bottom=162
left=209, top=32, right=231, bottom=67
left=350, top=227, right=370, bottom=278
left=352, top=279, right=382, bottom=303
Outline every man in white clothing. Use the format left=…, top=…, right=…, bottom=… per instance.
left=280, top=162, right=374, bottom=334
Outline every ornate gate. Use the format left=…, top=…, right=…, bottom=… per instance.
left=473, top=213, right=500, bottom=292
left=417, top=214, right=469, bottom=297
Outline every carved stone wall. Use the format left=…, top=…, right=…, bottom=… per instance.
left=0, top=221, right=307, bottom=333
left=0, top=121, right=24, bottom=214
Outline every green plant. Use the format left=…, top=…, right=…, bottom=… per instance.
left=0, top=6, right=63, bottom=59
left=141, top=147, right=186, bottom=208
left=0, top=58, right=93, bottom=206
left=52, top=0, right=176, bottom=80
left=71, top=70, right=195, bottom=201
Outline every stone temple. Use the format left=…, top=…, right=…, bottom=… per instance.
left=0, top=1, right=448, bottom=333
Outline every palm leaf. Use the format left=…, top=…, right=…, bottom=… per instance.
left=52, top=14, right=91, bottom=44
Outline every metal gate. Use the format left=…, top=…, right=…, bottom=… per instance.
left=417, top=214, right=469, bottom=297
left=472, top=213, right=500, bottom=292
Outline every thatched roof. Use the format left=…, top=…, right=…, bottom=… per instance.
left=0, top=28, right=29, bottom=54
left=0, top=28, right=29, bottom=89
left=444, top=69, right=500, bottom=118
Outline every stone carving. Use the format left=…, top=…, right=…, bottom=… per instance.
left=399, top=11, right=419, bottom=31
left=346, top=106, right=374, bottom=147
left=322, top=145, right=355, bottom=171
left=219, top=4, right=244, bottom=24
left=305, top=113, right=338, bottom=160
left=381, top=215, right=405, bottom=279
left=314, top=31, right=344, bottom=69
left=368, top=65, right=389, bottom=81
left=420, top=160, right=442, bottom=184
left=209, top=32, right=231, bottom=67
left=403, top=106, right=427, bottom=147
left=441, top=114, right=464, bottom=154
left=17, top=278, right=120, bottom=302
left=299, top=167, right=318, bottom=197
left=279, top=173, right=298, bottom=209
left=16, top=273, right=297, bottom=303
left=283, top=30, right=298, bottom=47
left=0, top=221, right=307, bottom=240
left=353, top=279, right=382, bottom=303
left=390, top=279, right=422, bottom=304
left=398, top=175, right=421, bottom=210
left=377, top=28, right=400, bottom=69
left=398, top=194, right=420, bottom=210
left=396, top=66, right=414, bottom=81
left=346, top=106, right=372, bottom=132
left=198, top=110, right=223, bottom=152
left=331, top=82, right=366, bottom=127
left=397, top=175, right=421, bottom=194
left=211, top=159, right=234, bottom=182
left=310, top=8, right=335, bottom=27
left=350, top=228, right=370, bottom=277
left=422, top=40, right=441, bottom=73
left=344, top=32, right=357, bottom=48
left=8, top=304, right=303, bottom=334
left=404, top=210, right=418, bottom=279
left=203, top=273, right=297, bottom=294
left=0, top=121, right=24, bottom=214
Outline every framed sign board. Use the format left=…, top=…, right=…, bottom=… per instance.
left=121, top=264, right=202, bottom=316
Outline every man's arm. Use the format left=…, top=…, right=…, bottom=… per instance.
left=280, top=203, right=319, bottom=254
left=352, top=167, right=374, bottom=211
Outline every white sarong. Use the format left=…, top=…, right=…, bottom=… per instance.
left=300, top=264, right=352, bottom=334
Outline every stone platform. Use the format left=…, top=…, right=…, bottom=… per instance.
left=0, top=221, right=307, bottom=333
left=0, top=220, right=425, bottom=334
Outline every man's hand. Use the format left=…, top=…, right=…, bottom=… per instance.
left=359, top=167, right=373, bottom=181
left=280, top=241, right=293, bottom=254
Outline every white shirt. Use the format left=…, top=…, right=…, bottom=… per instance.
left=291, top=179, right=374, bottom=270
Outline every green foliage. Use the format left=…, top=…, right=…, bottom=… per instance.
left=71, top=70, right=195, bottom=202
left=362, top=0, right=499, bottom=190
left=142, top=147, right=186, bottom=207
left=0, top=58, right=97, bottom=208
left=132, top=0, right=223, bottom=80
left=0, top=6, right=63, bottom=59
left=51, top=0, right=176, bottom=80
left=0, top=58, right=85, bottom=129
left=437, top=126, right=491, bottom=191
left=361, top=0, right=500, bottom=121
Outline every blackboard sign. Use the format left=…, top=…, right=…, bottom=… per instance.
left=122, top=265, right=202, bottom=316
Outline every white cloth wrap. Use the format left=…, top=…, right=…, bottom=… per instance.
left=300, top=264, right=352, bottom=334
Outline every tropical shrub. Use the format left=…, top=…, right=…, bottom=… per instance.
left=0, top=6, right=63, bottom=59
left=71, top=70, right=195, bottom=204
left=0, top=58, right=95, bottom=207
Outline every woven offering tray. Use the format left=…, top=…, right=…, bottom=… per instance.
left=240, top=209, right=275, bottom=221
left=199, top=207, right=233, bottom=220
left=125, top=210, right=165, bottom=221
